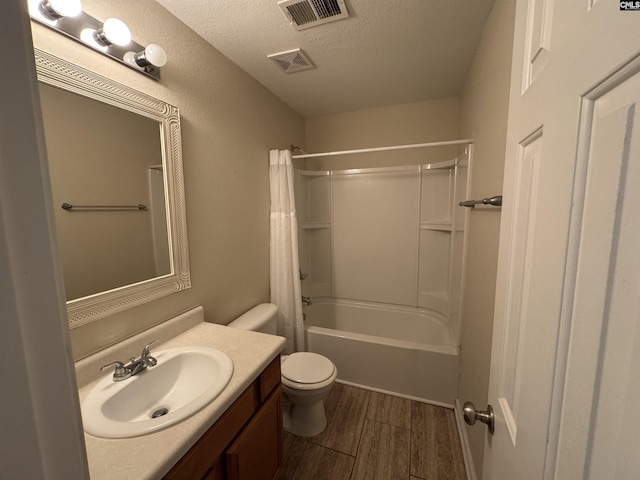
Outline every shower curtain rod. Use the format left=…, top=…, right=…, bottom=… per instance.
left=291, top=139, right=473, bottom=159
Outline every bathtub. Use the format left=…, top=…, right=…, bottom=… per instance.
left=304, top=298, right=459, bottom=406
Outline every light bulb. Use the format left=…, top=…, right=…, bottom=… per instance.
left=123, top=51, right=143, bottom=69
left=144, top=44, right=168, bottom=67
left=125, top=44, right=168, bottom=69
left=80, top=28, right=108, bottom=51
left=95, top=18, right=131, bottom=46
left=39, top=0, right=82, bottom=18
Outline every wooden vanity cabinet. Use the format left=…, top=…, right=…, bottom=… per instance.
left=226, top=386, right=282, bottom=479
left=164, top=357, right=283, bottom=480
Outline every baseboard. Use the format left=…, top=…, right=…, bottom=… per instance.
left=454, top=399, right=478, bottom=480
left=334, top=379, right=454, bottom=409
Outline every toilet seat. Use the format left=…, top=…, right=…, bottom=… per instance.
left=281, top=352, right=336, bottom=389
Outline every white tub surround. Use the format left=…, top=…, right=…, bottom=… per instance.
left=295, top=155, right=470, bottom=345
left=75, top=306, right=286, bottom=480
left=305, top=299, right=459, bottom=406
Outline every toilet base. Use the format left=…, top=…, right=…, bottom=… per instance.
left=282, top=397, right=328, bottom=437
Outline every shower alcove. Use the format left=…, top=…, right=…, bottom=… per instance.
left=294, top=145, right=470, bottom=405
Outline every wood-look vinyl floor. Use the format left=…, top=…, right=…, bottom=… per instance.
left=282, top=384, right=466, bottom=480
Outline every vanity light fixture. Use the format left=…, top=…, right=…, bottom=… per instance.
left=28, top=0, right=167, bottom=81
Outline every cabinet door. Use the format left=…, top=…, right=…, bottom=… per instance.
left=226, top=386, right=283, bottom=480
left=203, top=460, right=224, bottom=480
left=163, top=382, right=259, bottom=480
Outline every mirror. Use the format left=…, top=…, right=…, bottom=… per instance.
left=34, top=49, right=190, bottom=328
left=39, top=82, right=171, bottom=300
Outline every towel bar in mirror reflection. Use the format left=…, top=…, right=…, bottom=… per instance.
left=61, top=203, right=148, bottom=211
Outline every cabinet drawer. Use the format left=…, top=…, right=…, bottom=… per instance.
left=163, top=381, right=259, bottom=480
left=259, top=356, right=281, bottom=403
left=226, top=385, right=283, bottom=480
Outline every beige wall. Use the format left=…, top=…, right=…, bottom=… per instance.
left=457, top=0, right=516, bottom=477
left=31, top=0, right=305, bottom=359
left=304, top=97, right=460, bottom=170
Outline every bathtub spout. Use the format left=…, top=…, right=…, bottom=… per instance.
left=301, top=296, right=312, bottom=307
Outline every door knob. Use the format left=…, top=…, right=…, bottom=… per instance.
left=463, top=401, right=495, bottom=435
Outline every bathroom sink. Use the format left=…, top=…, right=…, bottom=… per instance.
left=81, top=346, right=233, bottom=439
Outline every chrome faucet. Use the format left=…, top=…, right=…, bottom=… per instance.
left=301, top=296, right=312, bottom=307
left=101, top=339, right=159, bottom=382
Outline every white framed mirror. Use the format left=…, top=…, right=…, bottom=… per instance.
left=34, top=48, right=190, bottom=328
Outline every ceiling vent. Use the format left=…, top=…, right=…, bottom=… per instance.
left=268, top=49, right=315, bottom=73
left=278, top=0, right=349, bottom=31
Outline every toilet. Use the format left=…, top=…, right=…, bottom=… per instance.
left=227, top=303, right=337, bottom=437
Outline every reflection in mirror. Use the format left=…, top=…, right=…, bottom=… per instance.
left=39, top=83, right=171, bottom=300
left=35, top=48, right=190, bottom=328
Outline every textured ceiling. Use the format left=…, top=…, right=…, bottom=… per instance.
left=155, top=0, right=497, bottom=118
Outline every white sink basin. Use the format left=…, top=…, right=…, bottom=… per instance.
left=82, top=346, right=233, bottom=439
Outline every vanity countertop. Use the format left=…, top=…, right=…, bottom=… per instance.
left=75, top=307, right=285, bottom=480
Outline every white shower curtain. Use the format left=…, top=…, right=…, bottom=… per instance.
left=269, top=149, right=304, bottom=354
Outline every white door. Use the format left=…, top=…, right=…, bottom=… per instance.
left=483, top=1, right=640, bottom=479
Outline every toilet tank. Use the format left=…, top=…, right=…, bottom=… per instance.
left=227, top=303, right=278, bottom=335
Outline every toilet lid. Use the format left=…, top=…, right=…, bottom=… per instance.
left=281, top=352, right=335, bottom=384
